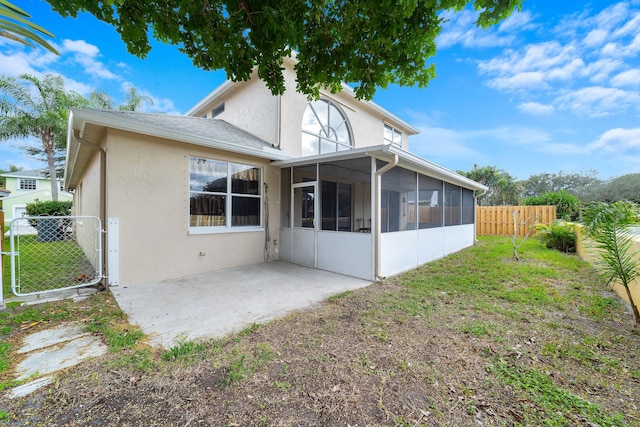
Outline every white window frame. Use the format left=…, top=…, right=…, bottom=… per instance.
left=18, top=178, right=37, bottom=190
left=384, top=124, right=402, bottom=147
left=301, top=99, right=353, bottom=156
left=188, top=157, right=263, bottom=234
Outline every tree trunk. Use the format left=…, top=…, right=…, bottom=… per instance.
left=623, top=286, right=640, bottom=324
left=42, top=128, right=58, bottom=201
left=46, top=148, right=58, bottom=201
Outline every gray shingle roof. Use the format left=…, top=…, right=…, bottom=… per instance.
left=84, top=109, right=278, bottom=153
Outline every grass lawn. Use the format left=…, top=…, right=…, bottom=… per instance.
left=2, top=234, right=96, bottom=298
left=0, top=236, right=638, bottom=426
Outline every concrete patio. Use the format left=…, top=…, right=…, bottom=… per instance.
left=111, top=261, right=372, bottom=348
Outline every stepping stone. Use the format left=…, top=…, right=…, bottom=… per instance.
left=18, top=323, right=88, bottom=354
left=16, top=334, right=107, bottom=380
left=7, top=376, right=53, bottom=399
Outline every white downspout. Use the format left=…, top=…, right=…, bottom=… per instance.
left=374, top=154, right=399, bottom=280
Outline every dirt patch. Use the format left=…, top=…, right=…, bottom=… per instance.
left=2, top=239, right=640, bottom=426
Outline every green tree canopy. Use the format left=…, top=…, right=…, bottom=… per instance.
left=522, top=170, right=601, bottom=198
left=459, top=164, right=521, bottom=206
left=574, top=173, right=640, bottom=204
left=46, top=0, right=522, bottom=99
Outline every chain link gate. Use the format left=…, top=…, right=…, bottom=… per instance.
left=8, top=216, right=103, bottom=296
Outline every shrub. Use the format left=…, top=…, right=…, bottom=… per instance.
left=523, top=189, right=580, bottom=221
left=25, top=199, right=72, bottom=217
left=536, top=220, right=577, bottom=253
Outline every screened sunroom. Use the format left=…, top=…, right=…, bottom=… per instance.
left=275, top=145, right=487, bottom=281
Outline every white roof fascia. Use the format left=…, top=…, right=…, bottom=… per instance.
left=272, top=145, right=388, bottom=167
left=70, top=109, right=290, bottom=162
left=184, top=80, right=236, bottom=117
left=273, top=144, right=487, bottom=192
left=383, top=145, right=488, bottom=191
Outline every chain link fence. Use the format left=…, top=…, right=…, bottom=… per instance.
left=8, top=216, right=102, bottom=296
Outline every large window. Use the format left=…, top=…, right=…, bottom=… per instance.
left=301, top=99, right=352, bottom=156
left=19, top=178, right=37, bottom=190
left=189, top=157, right=261, bottom=230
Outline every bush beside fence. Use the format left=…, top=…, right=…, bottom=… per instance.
left=476, top=205, right=556, bottom=237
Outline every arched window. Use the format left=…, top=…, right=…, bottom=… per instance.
left=301, top=99, right=352, bottom=156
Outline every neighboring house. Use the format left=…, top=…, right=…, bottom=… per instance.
left=1, top=169, right=73, bottom=229
left=64, top=58, right=487, bottom=287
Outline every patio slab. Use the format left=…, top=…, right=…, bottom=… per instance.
left=111, top=261, right=371, bottom=348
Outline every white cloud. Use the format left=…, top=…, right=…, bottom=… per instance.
left=518, top=102, right=554, bottom=115
left=556, top=86, right=640, bottom=117
left=411, top=125, right=481, bottom=160
left=593, top=2, right=629, bottom=30
left=610, top=69, right=640, bottom=87
left=479, top=42, right=579, bottom=76
left=475, top=2, right=640, bottom=118
left=61, top=39, right=100, bottom=57
left=487, top=71, right=547, bottom=91
left=60, top=38, right=117, bottom=80
left=588, top=127, right=640, bottom=152
left=584, top=58, right=625, bottom=83
left=611, top=8, right=640, bottom=37
left=437, top=9, right=532, bottom=49
left=584, top=29, right=609, bottom=47
left=498, top=11, right=535, bottom=33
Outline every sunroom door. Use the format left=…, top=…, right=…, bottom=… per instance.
left=291, top=182, right=317, bottom=267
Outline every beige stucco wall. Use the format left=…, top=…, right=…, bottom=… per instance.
left=213, top=78, right=279, bottom=145
left=72, top=148, right=103, bottom=267
left=103, top=129, right=280, bottom=286
left=73, top=150, right=102, bottom=219
left=191, top=63, right=412, bottom=157
left=575, top=224, right=640, bottom=308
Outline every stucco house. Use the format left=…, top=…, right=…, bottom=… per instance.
left=1, top=169, right=73, bottom=229
left=64, top=59, right=487, bottom=287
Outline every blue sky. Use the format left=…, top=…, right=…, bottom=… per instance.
left=1, top=0, right=639, bottom=181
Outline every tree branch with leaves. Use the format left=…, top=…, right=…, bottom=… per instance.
left=46, top=0, right=522, bottom=99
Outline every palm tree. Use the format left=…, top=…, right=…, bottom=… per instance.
left=0, top=0, right=58, bottom=53
left=88, top=87, right=154, bottom=111
left=582, top=201, right=640, bottom=324
left=0, top=73, right=83, bottom=200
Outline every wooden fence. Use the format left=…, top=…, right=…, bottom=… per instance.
left=476, top=205, right=556, bottom=237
